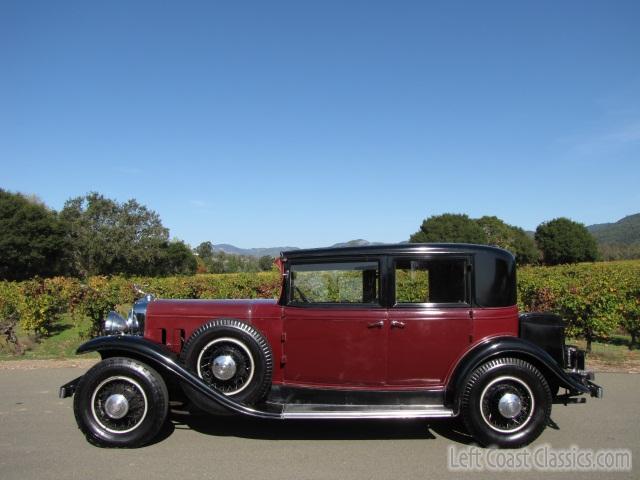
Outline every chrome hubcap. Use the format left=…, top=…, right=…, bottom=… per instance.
left=497, top=392, right=522, bottom=419
left=212, top=355, right=237, bottom=381
left=103, top=393, right=130, bottom=419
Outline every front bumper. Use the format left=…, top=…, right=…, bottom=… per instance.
left=59, top=376, right=82, bottom=398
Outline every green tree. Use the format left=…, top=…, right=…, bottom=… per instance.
left=409, top=213, right=487, bottom=244
left=259, top=255, right=274, bottom=271
left=598, top=242, right=640, bottom=261
left=60, top=192, right=170, bottom=276
left=511, top=227, right=540, bottom=265
left=194, top=245, right=267, bottom=274
left=195, top=241, right=215, bottom=262
left=477, top=216, right=539, bottom=265
left=535, top=218, right=598, bottom=265
left=159, top=241, right=198, bottom=276
left=476, top=216, right=513, bottom=248
left=0, top=189, right=68, bottom=280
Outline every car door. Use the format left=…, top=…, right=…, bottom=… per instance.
left=282, top=259, right=388, bottom=387
left=386, top=255, right=473, bottom=387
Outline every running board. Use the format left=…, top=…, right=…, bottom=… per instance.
left=281, top=403, right=455, bottom=419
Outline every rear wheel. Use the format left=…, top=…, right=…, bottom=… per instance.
left=73, top=357, right=168, bottom=448
left=460, top=357, right=551, bottom=448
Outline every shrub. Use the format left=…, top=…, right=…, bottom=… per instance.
left=518, top=261, right=640, bottom=351
left=2, top=261, right=640, bottom=354
left=81, top=277, right=136, bottom=335
left=0, top=281, right=22, bottom=352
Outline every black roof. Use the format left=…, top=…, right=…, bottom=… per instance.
left=281, top=243, right=514, bottom=260
left=281, top=242, right=517, bottom=308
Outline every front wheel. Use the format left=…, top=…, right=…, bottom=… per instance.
left=460, top=357, right=552, bottom=448
left=73, top=357, right=169, bottom=448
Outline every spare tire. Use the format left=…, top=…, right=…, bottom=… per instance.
left=179, top=319, right=273, bottom=410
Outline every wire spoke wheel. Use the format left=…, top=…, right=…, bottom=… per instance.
left=197, top=337, right=255, bottom=395
left=91, top=376, right=149, bottom=434
left=479, top=376, right=534, bottom=433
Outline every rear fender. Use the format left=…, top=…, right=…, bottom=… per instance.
left=447, top=336, right=590, bottom=412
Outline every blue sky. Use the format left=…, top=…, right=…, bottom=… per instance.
left=2, top=1, right=639, bottom=248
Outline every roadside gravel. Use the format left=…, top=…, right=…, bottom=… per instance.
left=0, top=358, right=98, bottom=370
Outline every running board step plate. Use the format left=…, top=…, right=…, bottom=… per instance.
left=281, top=404, right=455, bottom=419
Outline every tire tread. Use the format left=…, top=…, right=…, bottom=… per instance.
left=460, top=357, right=552, bottom=448
left=73, top=357, right=168, bottom=448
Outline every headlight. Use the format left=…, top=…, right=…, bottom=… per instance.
left=102, top=294, right=154, bottom=336
left=103, top=311, right=128, bottom=335
left=128, top=294, right=154, bottom=335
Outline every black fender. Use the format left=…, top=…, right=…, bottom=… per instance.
left=446, top=336, right=590, bottom=412
left=75, top=336, right=281, bottom=419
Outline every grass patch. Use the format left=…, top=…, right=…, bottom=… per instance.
left=568, top=336, right=640, bottom=365
left=0, top=313, right=97, bottom=360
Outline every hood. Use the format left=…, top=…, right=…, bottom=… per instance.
left=146, top=298, right=279, bottom=320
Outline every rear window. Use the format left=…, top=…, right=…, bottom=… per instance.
left=395, top=258, right=468, bottom=305
left=473, top=252, right=517, bottom=307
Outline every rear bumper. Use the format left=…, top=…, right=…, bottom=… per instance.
left=587, top=380, right=604, bottom=398
left=566, top=370, right=603, bottom=398
left=554, top=369, right=603, bottom=404
left=563, top=345, right=603, bottom=398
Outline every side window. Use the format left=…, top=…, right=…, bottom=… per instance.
left=395, top=258, right=468, bottom=305
left=289, top=261, right=379, bottom=305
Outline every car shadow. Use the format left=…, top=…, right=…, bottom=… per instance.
left=167, top=406, right=477, bottom=444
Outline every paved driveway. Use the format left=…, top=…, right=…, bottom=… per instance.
left=0, top=367, right=636, bottom=480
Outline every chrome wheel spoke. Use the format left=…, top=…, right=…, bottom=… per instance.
left=91, top=376, right=148, bottom=434
left=196, top=337, right=255, bottom=395
left=480, top=376, right=534, bottom=433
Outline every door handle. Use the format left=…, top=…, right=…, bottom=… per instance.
left=367, top=320, right=384, bottom=329
left=390, top=320, right=405, bottom=329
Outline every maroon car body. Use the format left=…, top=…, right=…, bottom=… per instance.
left=60, top=243, right=602, bottom=448
left=145, top=299, right=520, bottom=389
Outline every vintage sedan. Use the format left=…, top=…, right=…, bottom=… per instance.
left=60, top=243, right=602, bottom=448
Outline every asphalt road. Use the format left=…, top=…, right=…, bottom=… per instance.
left=0, top=367, right=637, bottom=480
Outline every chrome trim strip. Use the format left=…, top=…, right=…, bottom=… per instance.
left=282, top=404, right=455, bottom=419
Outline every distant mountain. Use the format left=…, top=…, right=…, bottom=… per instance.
left=587, top=214, right=640, bottom=245
left=328, top=239, right=386, bottom=248
left=212, top=239, right=385, bottom=258
left=212, top=244, right=299, bottom=258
